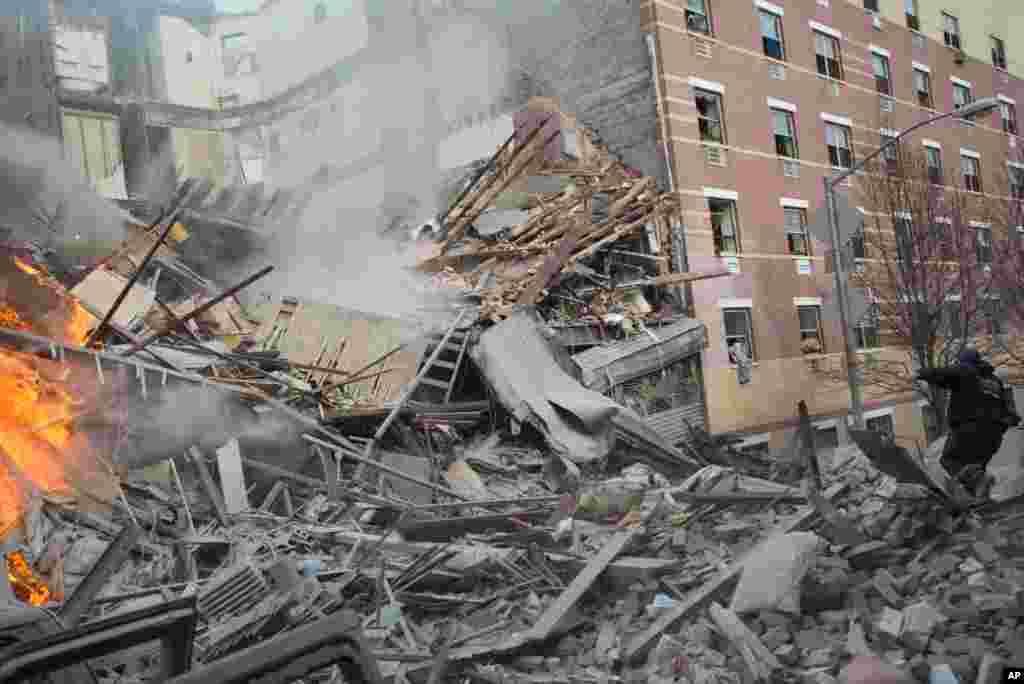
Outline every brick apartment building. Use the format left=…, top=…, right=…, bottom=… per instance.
left=640, top=0, right=1024, bottom=455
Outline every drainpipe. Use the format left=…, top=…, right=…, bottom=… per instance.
left=645, top=33, right=675, bottom=193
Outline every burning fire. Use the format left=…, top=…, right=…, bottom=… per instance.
left=6, top=550, right=50, bottom=606
left=0, top=256, right=103, bottom=604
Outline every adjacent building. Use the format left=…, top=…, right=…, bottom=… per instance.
left=640, top=0, right=1023, bottom=454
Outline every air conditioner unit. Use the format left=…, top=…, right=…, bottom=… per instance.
left=768, top=63, right=786, bottom=80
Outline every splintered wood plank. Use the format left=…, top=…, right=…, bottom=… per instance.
left=527, top=530, right=636, bottom=641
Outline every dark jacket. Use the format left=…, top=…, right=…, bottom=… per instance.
left=918, top=361, right=1016, bottom=429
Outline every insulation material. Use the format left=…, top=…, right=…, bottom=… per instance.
left=729, top=532, right=824, bottom=615
left=472, top=311, right=694, bottom=468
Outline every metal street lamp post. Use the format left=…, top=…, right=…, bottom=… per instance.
left=824, top=97, right=1000, bottom=429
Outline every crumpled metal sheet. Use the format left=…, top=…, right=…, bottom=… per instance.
left=847, top=428, right=949, bottom=498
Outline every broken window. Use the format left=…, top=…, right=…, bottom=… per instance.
left=771, top=109, right=798, bottom=158
left=709, top=198, right=739, bottom=255
left=797, top=305, right=823, bottom=354
left=961, top=154, right=981, bottom=193
left=685, top=0, right=712, bottom=35
left=724, top=308, right=755, bottom=363
left=825, top=123, right=852, bottom=169
left=695, top=89, right=725, bottom=144
left=913, top=68, right=933, bottom=108
left=814, top=31, right=843, bottom=80
left=784, top=207, right=809, bottom=256
left=872, top=53, right=891, bottom=96
left=759, top=8, right=785, bottom=60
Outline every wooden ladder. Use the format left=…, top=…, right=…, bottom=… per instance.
left=417, top=327, right=470, bottom=403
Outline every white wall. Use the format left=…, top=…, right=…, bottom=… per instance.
left=53, top=24, right=109, bottom=93
left=438, top=114, right=515, bottom=171
left=157, top=16, right=219, bottom=108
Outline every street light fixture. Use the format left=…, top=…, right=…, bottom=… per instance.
left=824, top=97, right=1000, bottom=429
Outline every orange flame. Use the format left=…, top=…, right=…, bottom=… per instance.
left=6, top=550, right=50, bottom=606
left=0, top=257, right=100, bottom=537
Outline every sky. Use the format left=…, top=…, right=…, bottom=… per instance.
left=215, top=0, right=261, bottom=14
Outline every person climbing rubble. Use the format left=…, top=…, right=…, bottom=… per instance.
left=915, top=348, right=1021, bottom=498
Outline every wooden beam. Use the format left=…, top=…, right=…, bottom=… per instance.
left=622, top=483, right=845, bottom=663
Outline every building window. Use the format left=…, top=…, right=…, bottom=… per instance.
left=798, top=305, right=824, bottom=354
left=863, top=0, right=878, bottom=13
left=926, top=146, right=943, bottom=185
left=1001, top=100, right=1018, bottom=135
left=961, top=155, right=981, bottom=193
left=905, top=0, right=919, bottom=30
left=816, top=425, right=839, bottom=451
left=685, top=0, right=712, bottom=35
left=952, top=82, right=973, bottom=111
left=992, top=36, right=1008, bottom=69
left=942, top=13, right=961, bottom=50
left=724, top=308, right=755, bottom=363
left=785, top=207, right=810, bottom=256
left=221, top=32, right=248, bottom=50
left=913, top=68, right=933, bottom=108
left=932, top=220, right=954, bottom=260
left=314, top=1, right=327, bottom=23
left=759, top=8, right=785, bottom=60
left=825, top=122, right=853, bottom=169
left=814, top=31, right=843, bottom=80
left=881, top=134, right=898, bottom=174
left=851, top=227, right=866, bottom=259
left=866, top=413, right=895, bottom=441
left=976, top=225, right=993, bottom=264
left=983, top=297, right=1006, bottom=335
left=872, top=53, right=892, bottom=96
left=695, top=89, right=725, bottom=144
left=856, top=316, right=880, bottom=350
left=895, top=216, right=913, bottom=262
left=1010, top=166, right=1024, bottom=199
left=709, top=198, right=740, bottom=255
left=771, top=109, right=798, bottom=158
left=922, top=403, right=942, bottom=443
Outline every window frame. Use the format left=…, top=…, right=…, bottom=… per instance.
left=881, top=134, right=899, bottom=174
left=685, top=0, right=712, bottom=36
left=992, top=35, right=1008, bottom=70
left=797, top=305, right=824, bottom=353
left=784, top=206, right=810, bottom=256
left=709, top=197, right=740, bottom=256
left=975, top=225, right=993, bottom=265
left=894, top=215, right=914, bottom=263
left=814, top=31, right=843, bottom=81
left=913, top=68, right=933, bottom=109
left=723, top=307, right=756, bottom=363
left=1001, top=100, right=1018, bottom=135
left=759, top=8, right=785, bottom=60
left=1010, top=164, right=1024, bottom=199
left=925, top=145, right=943, bottom=185
left=771, top=108, right=799, bottom=159
left=952, top=82, right=973, bottom=111
left=961, top=154, right=982, bottom=193
left=695, top=88, right=726, bottom=144
left=942, top=12, right=961, bottom=50
left=872, top=52, right=892, bottom=96
left=904, top=0, right=919, bottom=30
left=825, top=122, right=853, bottom=169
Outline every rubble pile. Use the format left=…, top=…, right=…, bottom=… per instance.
left=0, top=99, right=1022, bottom=683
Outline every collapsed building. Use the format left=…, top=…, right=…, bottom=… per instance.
left=0, top=100, right=1022, bottom=684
